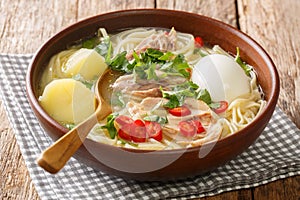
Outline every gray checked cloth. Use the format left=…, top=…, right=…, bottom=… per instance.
left=0, top=54, right=299, bottom=199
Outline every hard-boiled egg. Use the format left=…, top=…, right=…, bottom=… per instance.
left=39, top=79, right=96, bottom=124
left=191, top=54, right=250, bottom=103
left=64, top=48, right=107, bottom=81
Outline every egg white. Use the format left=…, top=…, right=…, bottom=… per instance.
left=192, top=54, right=250, bottom=103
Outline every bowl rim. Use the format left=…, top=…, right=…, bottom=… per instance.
left=26, top=8, right=280, bottom=154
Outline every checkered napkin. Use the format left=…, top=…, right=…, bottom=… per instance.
left=0, top=54, right=299, bottom=200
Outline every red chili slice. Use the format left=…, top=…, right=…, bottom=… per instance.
left=194, top=36, right=204, bottom=48
left=190, top=120, right=205, bottom=133
left=117, top=119, right=147, bottom=143
left=131, top=122, right=147, bottom=143
left=134, top=119, right=145, bottom=127
left=168, top=106, right=191, bottom=117
left=115, top=115, right=134, bottom=129
left=213, top=101, right=228, bottom=114
left=145, top=121, right=163, bottom=141
left=117, top=123, right=132, bottom=141
left=179, top=121, right=197, bottom=137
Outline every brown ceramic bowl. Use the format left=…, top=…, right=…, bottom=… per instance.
left=26, top=9, right=279, bottom=181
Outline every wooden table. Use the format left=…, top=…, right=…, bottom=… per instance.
left=1, top=0, right=299, bottom=199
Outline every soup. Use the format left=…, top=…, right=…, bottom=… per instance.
left=38, top=27, right=266, bottom=150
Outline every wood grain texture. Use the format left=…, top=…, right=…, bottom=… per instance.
left=157, top=0, right=237, bottom=26
left=237, top=0, right=300, bottom=128
left=77, top=0, right=154, bottom=20
left=0, top=0, right=299, bottom=199
left=237, top=1, right=300, bottom=199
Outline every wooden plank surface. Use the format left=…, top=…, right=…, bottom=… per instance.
left=238, top=0, right=300, bottom=128
left=237, top=1, right=300, bottom=199
left=0, top=0, right=299, bottom=199
left=157, top=0, right=237, bottom=26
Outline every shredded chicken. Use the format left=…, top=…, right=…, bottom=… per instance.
left=126, top=28, right=177, bottom=59
left=111, top=71, right=186, bottom=100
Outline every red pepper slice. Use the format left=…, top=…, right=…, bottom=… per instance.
left=168, top=106, right=191, bottom=117
left=194, top=36, right=204, bottom=48
left=213, top=101, right=228, bottom=114
left=134, top=119, right=145, bottom=127
left=115, top=115, right=134, bottom=129
left=145, top=121, right=163, bottom=141
left=190, top=120, right=205, bottom=133
left=131, top=121, right=147, bottom=143
left=117, top=119, right=147, bottom=143
left=117, top=123, right=132, bottom=141
left=179, top=121, right=197, bottom=137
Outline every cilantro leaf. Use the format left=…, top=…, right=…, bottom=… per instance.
left=109, top=51, right=134, bottom=73
left=158, top=51, right=175, bottom=61
left=197, top=89, right=212, bottom=105
left=235, top=47, right=252, bottom=76
left=82, top=37, right=97, bottom=49
left=162, top=94, right=180, bottom=108
left=101, top=113, right=118, bottom=139
left=143, top=115, right=168, bottom=124
left=144, top=48, right=164, bottom=60
left=160, top=54, right=191, bottom=78
left=209, top=102, right=221, bottom=109
left=161, top=81, right=198, bottom=108
left=145, top=63, right=158, bottom=80
left=161, top=81, right=213, bottom=108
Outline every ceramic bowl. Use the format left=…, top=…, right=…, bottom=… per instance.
left=26, top=9, right=280, bottom=181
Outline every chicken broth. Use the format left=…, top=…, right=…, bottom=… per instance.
left=39, top=27, right=266, bottom=150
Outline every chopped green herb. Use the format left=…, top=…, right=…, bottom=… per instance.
left=197, top=89, right=212, bottom=105
left=101, top=113, right=118, bottom=139
left=145, top=63, right=158, bottom=80
left=107, top=48, right=191, bottom=79
left=161, top=81, right=213, bottom=108
left=161, top=89, right=181, bottom=108
left=161, top=81, right=200, bottom=108
left=82, top=37, right=97, bottom=49
left=160, top=54, right=191, bottom=78
left=109, top=51, right=134, bottom=73
left=143, top=115, right=168, bottom=124
left=158, top=51, right=175, bottom=61
left=118, top=138, right=139, bottom=147
left=143, top=48, right=164, bottom=61
left=209, top=102, right=221, bottom=109
left=235, top=47, right=252, bottom=76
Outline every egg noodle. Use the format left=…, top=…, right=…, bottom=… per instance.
left=110, top=28, right=199, bottom=65
left=39, top=49, right=77, bottom=93
left=40, top=27, right=266, bottom=150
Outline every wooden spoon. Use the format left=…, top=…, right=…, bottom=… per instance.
left=37, top=69, right=118, bottom=174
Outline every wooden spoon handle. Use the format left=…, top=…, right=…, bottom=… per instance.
left=37, top=113, right=98, bottom=174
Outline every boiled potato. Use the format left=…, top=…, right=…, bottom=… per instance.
left=39, top=79, right=96, bottom=125
left=64, top=48, right=107, bottom=80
